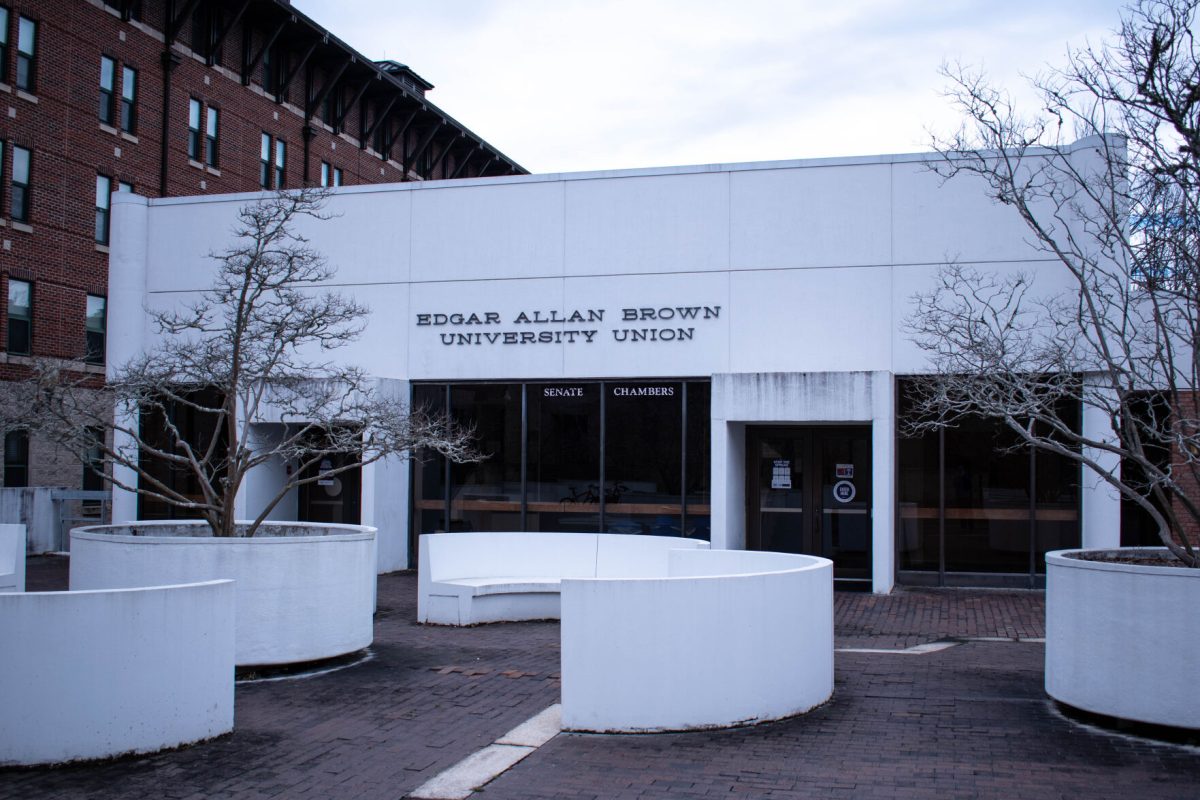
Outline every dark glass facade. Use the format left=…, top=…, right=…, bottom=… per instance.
left=412, top=380, right=711, bottom=550
left=896, top=378, right=1081, bottom=584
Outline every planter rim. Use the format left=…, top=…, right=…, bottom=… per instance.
left=71, top=520, right=376, bottom=545
left=1046, top=547, right=1198, bottom=578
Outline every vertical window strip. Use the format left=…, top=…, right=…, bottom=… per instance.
left=0, top=8, right=10, bottom=85
left=11, top=144, right=29, bottom=222
left=120, top=66, right=137, bottom=133
left=7, top=278, right=31, bottom=355
left=260, top=132, right=271, bottom=188
left=205, top=106, right=219, bottom=167
left=95, top=174, right=112, bottom=244
left=99, top=56, right=115, bottom=125
left=85, top=294, right=106, bottom=365
left=15, top=15, right=34, bottom=93
left=187, top=98, right=202, bottom=161
left=274, top=139, right=286, bottom=188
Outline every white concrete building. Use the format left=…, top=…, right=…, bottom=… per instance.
left=108, top=137, right=1124, bottom=592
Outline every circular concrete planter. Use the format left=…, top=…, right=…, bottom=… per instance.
left=1045, top=547, right=1200, bottom=730
left=70, top=521, right=377, bottom=668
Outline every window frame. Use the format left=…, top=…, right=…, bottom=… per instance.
left=11, top=144, right=30, bottom=223
left=204, top=105, right=219, bottom=168
left=187, top=97, right=202, bottom=161
left=95, top=174, right=112, bottom=245
left=120, top=65, right=137, bottom=134
left=0, top=7, right=10, bottom=86
left=3, top=429, right=28, bottom=488
left=99, top=55, right=116, bottom=125
left=274, top=138, right=286, bottom=188
left=85, top=293, right=106, bottom=365
left=7, top=277, right=31, bottom=355
left=260, top=132, right=271, bottom=188
left=15, top=15, right=35, bottom=93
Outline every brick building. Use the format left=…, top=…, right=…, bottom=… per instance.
left=0, top=0, right=524, bottom=489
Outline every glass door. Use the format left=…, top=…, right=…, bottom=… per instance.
left=747, top=426, right=872, bottom=584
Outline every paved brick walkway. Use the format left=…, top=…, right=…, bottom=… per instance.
left=3, top=557, right=1197, bottom=799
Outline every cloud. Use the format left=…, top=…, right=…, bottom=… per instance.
left=294, top=0, right=1125, bottom=172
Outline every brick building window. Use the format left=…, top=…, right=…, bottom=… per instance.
left=118, top=180, right=133, bottom=194
left=99, top=56, right=116, bottom=124
left=3, top=429, right=28, bottom=487
left=7, top=278, right=31, bottom=354
left=95, top=174, right=112, bottom=244
left=0, top=8, right=9, bottom=85
left=85, top=294, right=106, bottom=365
left=205, top=106, right=219, bottom=168
left=120, top=66, right=137, bottom=133
left=274, top=139, right=286, bottom=188
left=321, top=162, right=344, bottom=187
left=188, top=98, right=202, bottom=161
left=11, top=144, right=29, bottom=222
left=15, top=15, right=34, bottom=93
left=82, top=426, right=105, bottom=491
left=260, top=132, right=270, bottom=187
left=261, top=133, right=285, bottom=188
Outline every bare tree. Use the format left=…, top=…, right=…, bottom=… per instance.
left=908, top=0, right=1200, bottom=565
left=11, top=189, right=479, bottom=537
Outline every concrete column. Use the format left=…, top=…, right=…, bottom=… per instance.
left=870, top=371, right=895, bottom=594
left=107, top=194, right=149, bottom=523
left=362, top=453, right=409, bottom=572
left=1081, top=382, right=1122, bottom=549
left=710, top=421, right=745, bottom=551
left=362, top=378, right=411, bottom=572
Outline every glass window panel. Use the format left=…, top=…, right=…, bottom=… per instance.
left=684, top=381, right=711, bottom=539
left=85, top=294, right=105, bottom=364
left=260, top=133, right=271, bottom=188
left=15, top=16, right=34, bottom=92
left=3, top=430, right=28, bottom=487
left=120, top=66, right=137, bottom=133
left=943, top=416, right=1031, bottom=573
left=897, top=382, right=942, bottom=571
left=527, top=383, right=600, bottom=532
left=187, top=98, right=201, bottom=160
left=95, top=174, right=111, bottom=243
left=604, top=382, right=683, bottom=536
left=99, top=56, right=115, bottom=123
left=11, top=144, right=29, bottom=222
left=204, top=106, right=218, bottom=167
left=0, top=8, right=9, bottom=85
left=449, top=384, right=522, bottom=532
left=320, top=162, right=329, bottom=187
left=137, top=388, right=225, bottom=520
left=411, top=384, right=447, bottom=534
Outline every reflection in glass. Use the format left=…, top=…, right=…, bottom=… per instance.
left=527, top=383, right=601, bottom=532
left=450, top=384, right=522, bottom=532
left=685, top=382, right=711, bottom=539
left=604, top=383, right=682, bottom=535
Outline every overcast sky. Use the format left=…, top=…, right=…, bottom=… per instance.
left=292, top=0, right=1127, bottom=174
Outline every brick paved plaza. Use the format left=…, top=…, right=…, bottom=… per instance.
left=3, top=557, right=1198, bottom=799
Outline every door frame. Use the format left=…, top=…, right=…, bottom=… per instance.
left=745, top=424, right=873, bottom=586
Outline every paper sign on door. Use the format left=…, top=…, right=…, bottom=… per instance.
left=771, top=459, right=792, bottom=489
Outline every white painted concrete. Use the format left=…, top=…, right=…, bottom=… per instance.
left=0, top=579, right=234, bottom=766
left=70, top=521, right=376, bottom=667
left=561, top=549, right=833, bottom=732
left=1080, top=386, right=1123, bottom=550
left=0, top=524, right=25, bottom=591
left=418, top=531, right=709, bottom=625
left=1046, top=549, right=1200, bottom=729
left=109, top=140, right=1118, bottom=584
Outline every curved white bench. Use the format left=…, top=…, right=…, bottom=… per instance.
left=417, top=532, right=709, bottom=625
left=561, top=549, right=833, bottom=732
left=0, top=580, right=235, bottom=766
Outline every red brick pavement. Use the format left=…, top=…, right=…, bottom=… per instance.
left=3, top=559, right=1196, bottom=800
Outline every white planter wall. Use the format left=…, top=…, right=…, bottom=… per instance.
left=561, top=549, right=833, bottom=732
left=1045, top=548, right=1200, bottom=729
left=0, top=580, right=234, bottom=766
left=70, top=521, right=376, bottom=667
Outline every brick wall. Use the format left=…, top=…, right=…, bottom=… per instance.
left=0, top=0, right=521, bottom=489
